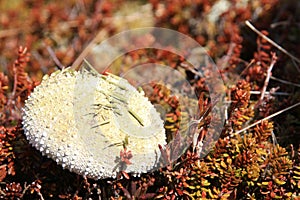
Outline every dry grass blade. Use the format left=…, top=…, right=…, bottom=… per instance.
left=245, top=20, right=300, bottom=64
left=270, top=76, right=300, bottom=88
left=229, top=101, right=300, bottom=138
left=250, top=91, right=290, bottom=96
left=71, top=30, right=108, bottom=70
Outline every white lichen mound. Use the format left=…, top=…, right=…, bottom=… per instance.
left=22, top=64, right=166, bottom=179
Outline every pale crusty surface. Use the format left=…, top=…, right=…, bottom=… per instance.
left=22, top=67, right=166, bottom=179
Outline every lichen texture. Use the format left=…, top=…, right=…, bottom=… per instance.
left=22, top=65, right=166, bottom=179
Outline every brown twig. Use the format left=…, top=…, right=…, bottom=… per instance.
left=220, top=42, right=236, bottom=70
left=20, top=183, right=31, bottom=199
left=36, top=191, right=45, bottom=200
left=240, top=59, right=254, bottom=76
left=245, top=20, right=300, bottom=64
left=259, top=53, right=277, bottom=102
left=0, top=28, right=20, bottom=38
left=45, top=45, right=65, bottom=70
